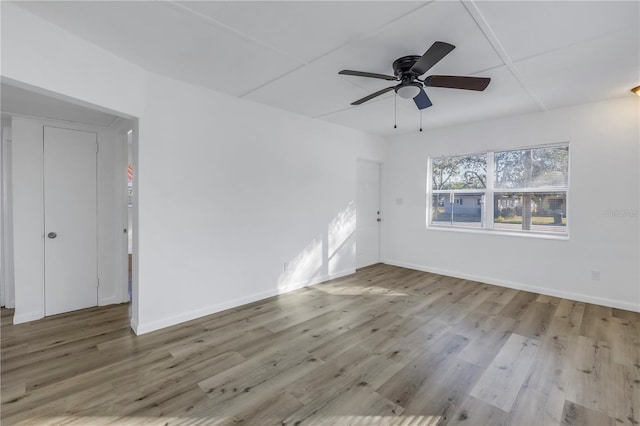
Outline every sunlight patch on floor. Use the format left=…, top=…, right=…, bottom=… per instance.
left=315, top=284, right=408, bottom=297
left=26, top=415, right=443, bottom=426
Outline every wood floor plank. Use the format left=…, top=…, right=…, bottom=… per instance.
left=303, top=389, right=403, bottom=425
left=507, top=385, right=564, bottom=426
left=613, top=363, right=640, bottom=426
left=560, top=400, right=617, bottom=426
left=447, top=395, right=509, bottom=426
left=579, top=303, right=613, bottom=343
left=498, top=291, right=539, bottom=320
left=376, top=332, right=470, bottom=409
left=402, top=357, right=483, bottom=423
left=514, top=300, right=583, bottom=425
left=469, top=333, right=540, bottom=412
left=309, top=311, right=402, bottom=362
left=475, top=287, right=519, bottom=315
left=513, top=300, right=558, bottom=340
left=1, top=264, right=638, bottom=426
left=456, top=316, right=516, bottom=368
left=565, top=335, right=616, bottom=415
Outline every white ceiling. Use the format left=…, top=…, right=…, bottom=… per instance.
left=10, top=1, right=640, bottom=136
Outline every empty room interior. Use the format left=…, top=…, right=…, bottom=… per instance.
left=1, top=1, right=639, bottom=425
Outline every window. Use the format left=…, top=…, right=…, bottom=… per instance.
left=428, top=144, right=569, bottom=236
left=431, top=154, right=486, bottom=228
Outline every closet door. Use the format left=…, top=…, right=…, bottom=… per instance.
left=44, top=126, right=98, bottom=316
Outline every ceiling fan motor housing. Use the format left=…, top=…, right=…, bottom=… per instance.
left=392, top=55, right=422, bottom=79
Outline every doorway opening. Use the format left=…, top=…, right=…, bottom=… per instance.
left=126, top=129, right=134, bottom=304
left=1, top=80, right=139, bottom=330
left=356, top=159, right=382, bottom=269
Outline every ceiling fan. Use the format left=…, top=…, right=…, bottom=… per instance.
left=339, top=41, right=490, bottom=110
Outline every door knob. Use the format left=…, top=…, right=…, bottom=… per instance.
left=47, top=232, right=57, bottom=239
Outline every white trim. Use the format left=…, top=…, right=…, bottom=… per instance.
left=134, top=268, right=355, bottom=335
left=383, top=259, right=640, bottom=313
left=130, top=316, right=139, bottom=335
left=426, top=224, right=569, bottom=240
left=1, top=125, right=15, bottom=308
left=98, top=295, right=119, bottom=306
left=12, top=310, right=44, bottom=325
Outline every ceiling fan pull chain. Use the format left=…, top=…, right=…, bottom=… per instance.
left=394, top=92, right=397, bottom=129
left=420, top=110, right=423, bottom=132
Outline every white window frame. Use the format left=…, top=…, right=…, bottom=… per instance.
left=427, top=143, right=570, bottom=239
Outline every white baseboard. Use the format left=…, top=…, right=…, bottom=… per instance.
left=12, top=310, right=44, bottom=324
left=98, top=296, right=118, bottom=306
left=130, top=316, right=139, bottom=334
left=134, top=268, right=356, bottom=335
left=384, top=259, right=640, bottom=313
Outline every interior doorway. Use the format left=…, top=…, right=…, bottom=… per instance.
left=356, top=159, right=382, bottom=269
left=1, top=82, right=138, bottom=327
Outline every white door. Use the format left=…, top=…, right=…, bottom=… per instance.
left=44, top=126, right=98, bottom=316
left=356, top=160, right=381, bottom=269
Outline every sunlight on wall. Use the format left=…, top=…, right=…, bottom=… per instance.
left=277, top=235, right=324, bottom=293
left=328, top=201, right=356, bottom=276
left=277, top=202, right=356, bottom=294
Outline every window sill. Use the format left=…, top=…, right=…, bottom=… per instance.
left=426, top=225, right=569, bottom=240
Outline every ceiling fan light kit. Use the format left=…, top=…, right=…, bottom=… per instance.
left=396, top=84, right=421, bottom=99
left=339, top=41, right=491, bottom=131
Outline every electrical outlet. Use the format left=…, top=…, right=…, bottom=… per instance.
left=591, top=270, right=601, bottom=281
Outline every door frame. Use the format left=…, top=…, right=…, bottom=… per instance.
left=9, top=114, right=131, bottom=323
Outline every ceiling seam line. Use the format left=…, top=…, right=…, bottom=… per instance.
left=302, top=1, right=435, bottom=67
left=164, top=1, right=310, bottom=66
left=238, top=64, right=307, bottom=98
left=240, top=1, right=434, bottom=98
left=513, top=26, right=635, bottom=64
left=461, top=0, right=548, bottom=111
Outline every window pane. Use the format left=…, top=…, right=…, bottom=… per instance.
left=494, top=146, right=568, bottom=189
left=431, top=193, right=451, bottom=225
left=431, top=193, right=484, bottom=228
left=453, top=193, right=484, bottom=228
left=432, top=154, right=487, bottom=190
left=494, top=192, right=567, bottom=233
left=531, top=146, right=569, bottom=187
left=494, top=150, right=529, bottom=189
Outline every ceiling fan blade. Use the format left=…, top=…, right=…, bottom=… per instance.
left=410, top=41, right=455, bottom=76
left=351, top=86, right=396, bottom=105
left=413, top=88, right=432, bottom=110
left=339, top=70, right=397, bottom=81
left=425, top=75, right=491, bottom=91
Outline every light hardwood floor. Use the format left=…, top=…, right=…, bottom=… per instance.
left=1, top=264, right=639, bottom=425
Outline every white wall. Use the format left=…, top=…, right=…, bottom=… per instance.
left=11, top=116, right=128, bottom=323
left=383, top=96, right=640, bottom=312
left=136, top=73, right=386, bottom=333
left=0, top=2, right=146, bottom=119
left=1, top=2, right=387, bottom=332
